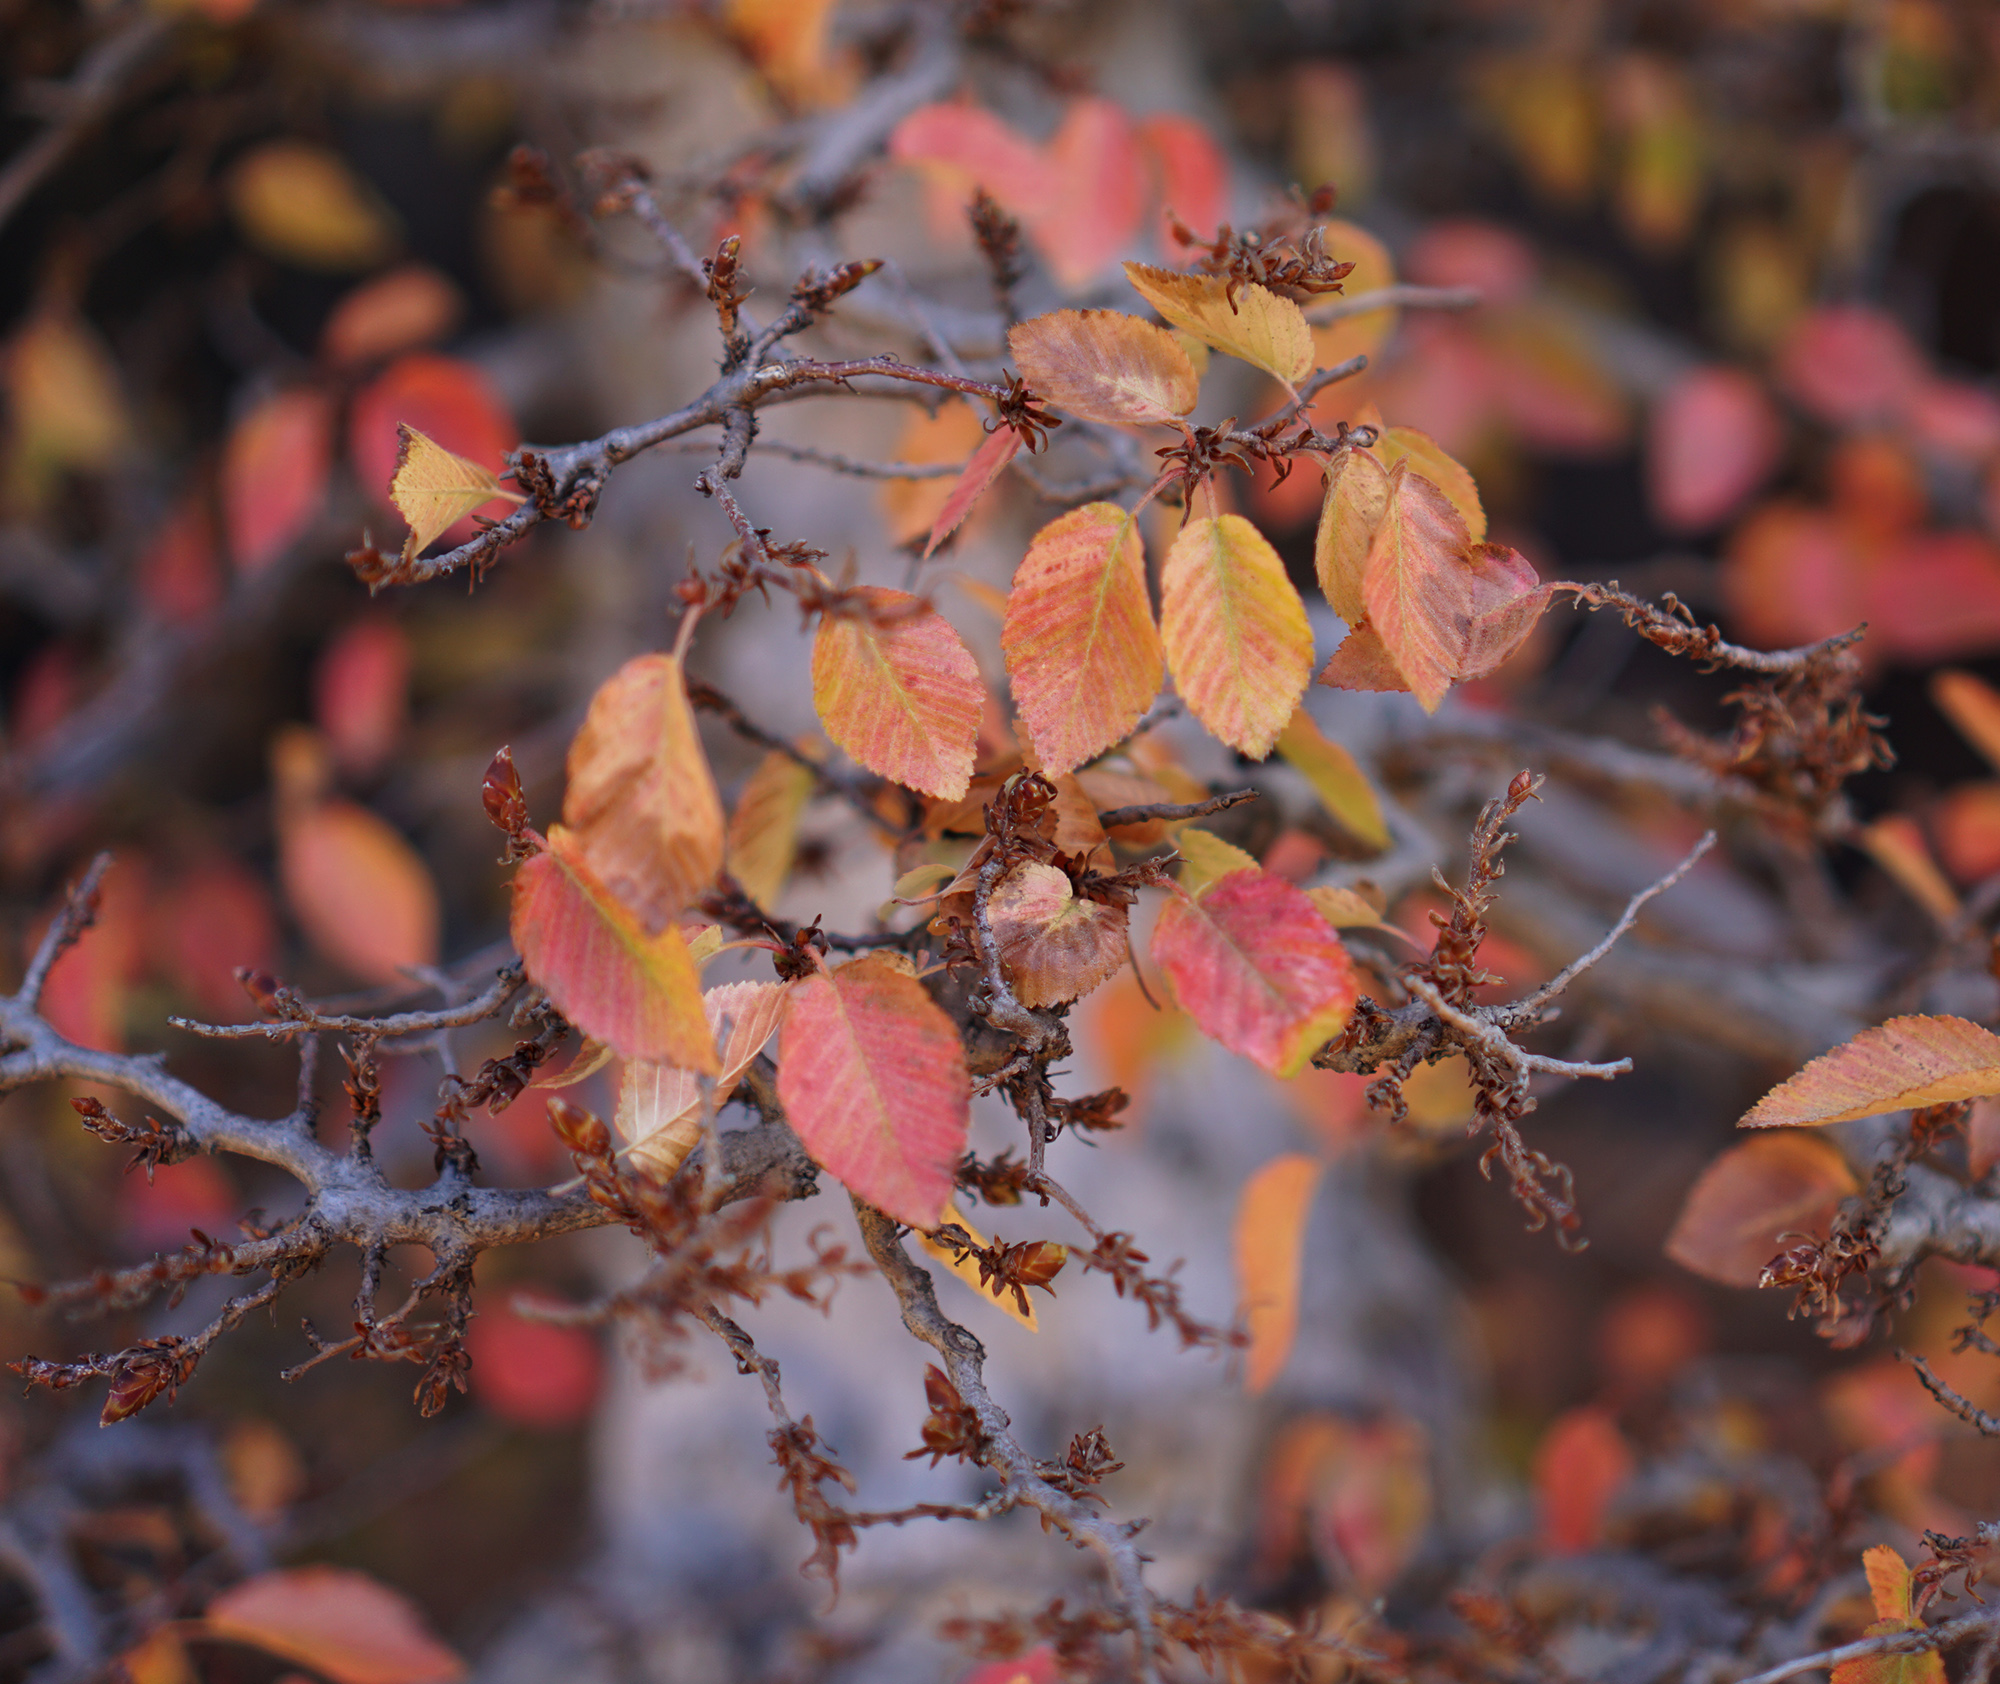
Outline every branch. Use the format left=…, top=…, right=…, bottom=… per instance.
left=1563, top=582, right=1867, bottom=675
left=169, top=961, right=526, bottom=1041
left=1733, top=1611, right=1997, bottom=1684
left=1095, top=789, right=1258, bottom=830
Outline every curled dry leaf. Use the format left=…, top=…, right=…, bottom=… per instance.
left=1740, top=1015, right=2000, bottom=1128
left=987, top=861, right=1130, bottom=1008
left=1150, top=869, right=1357, bottom=1078
left=562, top=653, right=723, bottom=935
left=812, top=588, right=983, bottom=800
left=616, top=980, right=790, bottom=1178
left=726, top=749, right=817, bottom=912
left=1274, top=709, right=1388, bottom=851
left=1161, top=514, right=1314, bottom=759
left=1001, top=503, right=1163, bottom=777
left=923, top=423, right=1021, bottom=559
left=201, top=1565, right=463, bottom=1684
left=777, top=952, right=972, bottom=1228
left=388, top=424, right=524, bottom=563
left=1665, top=1132, right=1856, bottom=1287
left=511, top=827, right=716, bottom=1071
left=1006, top=310, right=1199, bottom=426
left=1235, top=1152, right=1323, bottom=1394
left=1121, top=264, right=1313, bottom=388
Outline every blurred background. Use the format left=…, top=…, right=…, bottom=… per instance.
left=5, top=0, right=2000, bottom=1679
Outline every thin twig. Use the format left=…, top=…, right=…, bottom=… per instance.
left=1095, top=790, right=1259, bottom=830
left=170, top=962, right=526, bottom=1040
left=1732, top=1611, right=1996, bottom=1684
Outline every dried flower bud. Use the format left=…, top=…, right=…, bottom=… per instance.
left=236, top=967, right=284, bottom=1018
left=481, top=746, right=530, bottom=838
left=546, top=1097, right=610, bottom=1156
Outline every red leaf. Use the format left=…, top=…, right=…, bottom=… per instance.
left=34, top=856, right=146, bottom=1052
left=138, top=492, right=223, bottom=624
left=1534, top=1406, right=1633, bottom=1554
left=321, top=264, right=463, bottom=369
left=1863, top=531, right=2000, bottom=662
left=888, top=103, right=1056, bottom=224
left=1776, top=305, right=1923, bottom=426
left=1035, top=99, right=1147, bottom=289
left=923, top=423, right=1020, bottom=558
left=776, top=953, right=971, bottom=1227
left=1721, top=502, right=1866, bottom=651
left=314, top=617, right=410, bottom=779
left=1665, top=1132, right=1857, bottom=1287
left=1647, top=366, right=1784, bottom=532
left=150, top=855, right=278, bottom=1021
left=1150, top=870, right=1357, bottom=1078
left=279, top=794, right=439, bottom=987
left=202, top=1567, right=463, bottom=1684
left=349, top=354, right=518, bottom=546
left=812, top=588, right=982, bottom=799
left=1001, top=501, right=1163, bottom=775
left=509, top=828, right=716, bottom=1069
left=223, top=387, right=333, bottom=576
left=1139, top=114, right=1230, bottom=250
left=464, top=1308, right=601, bottom=1430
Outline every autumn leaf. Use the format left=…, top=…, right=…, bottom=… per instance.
left=314, top=617, right=410, bottom=779
left=1173, top=827, right=1260, bottom=897
left=511, top=827, right=716, bottom=1070
left=727, top=749, right=817, bottom=911
left=1161, top=515, right=1313, bottom=758
left=1308, top=219, right=1399, bottom=370
left=201, top=1566, right=462, bottom=1684
left=812, top=589, right=983, bottom=799
left=1647, top=365, right=1783, bottom=533
left=1932, top=669, right=2000, bottom=776
left=1830, top=1545, right=1948, bottom=1684
left=561, top=653, right=723, bottom=936
left=1007, top=310, right=1199, bottom=426
left=924, top=424, right=1021, bottom=559
left=1121, top=264, right=1313, bottom=389
left=1740, top=1016, right=2000, bottom=1128
left=1313, top=445, right=1389, bottom=624
left=1035, top=100, right=1147, bottom=290
left=1150, top=869, right=1357, bottom=1077
left=1274, top=709, right=1388, bottom=851
left=223, top=388, right=333, bottom=576
left=1236, top=1153, right=1323, bottom=1394
left=879, top=401, right=988, bottom=544
left=615, top=980, right=789, bottom=1178
left=1001, top=503, right=1163, bottom=776
left=388, top=424, right=524, bottom=564
left=321, top=264, right=463, bottom=369
left=1256, top=1413, right=1431, bottom=1598
left=1665, top=1132, right=1857, bottom=1287
left=986, top=862, right=1129, bottom=1008
left=1138, top=113, right=1230, bottom=250
left=1534, top=1407, right=1633, bottom=1555
left=1859, top=816, right=1959, bottom=927
left=1360, top=463, right=1478, bottom=711
left=352, top=354, right=519, bottom=548
left=226, top=142, right=399, bottom=272
left=776, top=952, right=971, bottom=1227
left=919, top=1201, right=1042, bottom=1331
left=1371, top=426, right=1485, bottom=544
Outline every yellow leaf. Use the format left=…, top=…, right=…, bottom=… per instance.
left=1161, top=515, right=1315, bottom=758
left=389, top=424, right=524, bottom=563
left=1859, top=815, right=1960, bottom=929
left=1275, top=709, right=1388, bottom=851
left=227, top=141, right=400, bottom=271
left=1313, top=445, right=1390, bottom=625
left=1122, top=264, right=1313, bottom=389
left=1307, top=884, right=1394, bottom=930
left=919, top=1202, right=1041, bottom=1331
left=726, top=749, right=817, bottom=911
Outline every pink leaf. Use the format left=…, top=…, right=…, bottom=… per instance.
left=1775, top=305, right=1923, bottom=427
left=923, top=423, right=1021, bottom=558
left=1647, top=366, right=1784, bottom=532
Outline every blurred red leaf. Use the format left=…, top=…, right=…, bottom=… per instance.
left=118, top=1155, right=236, bottom=1255
left=1934, top=783, right=2000, bottom=885
left=1721, top=502, right=1866, bottom=651
left=1406, top=219, right=1537, bottom=303
left=150, top=855, right=278, bottom=1021
left=279, top=794, right=439, bottom=988
left=202, top=1566, right=463, bottom=1684
left=139, top=492, right=223, bottom=624
left=222, top=388, right=333, bottom=577
left=889, top=103, right=1056, bottom=226
left=1534, top=1406, right=1633, bottom=1554
left=959, top=1649, right=1059, bottom=1684
left=321, top=264, right=463, bottom=369
left=35, top=856, right=147, bottom=1052
left=1666, top=1132, right=1856, bottom=1286
left=924, top=423, right=1020, bottom=559
left=464, top=1307, right=601, bottom=1430
left=314, top=618, right=411, bottom=780
left=1863, top=531, right=2000, bottom=662
left=1905, top=377, right=2000, bottom=463
left=776, top=952, right=971, bottom=1228
left=349, top=354, right=518, bottom=546
left=1037, top=99, right=1147, bottom=289
left=1138, top=113, right=1230, bottom=251
left=1647, top=366, right=1784, bottom=532
left=1776, top=305, right=1923, bottom=426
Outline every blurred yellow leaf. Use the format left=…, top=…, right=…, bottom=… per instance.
left=4, top=310, right=130, bottom=502
left=228, top=141, right=399, bottom=271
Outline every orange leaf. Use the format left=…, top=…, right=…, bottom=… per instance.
left=223, top=388, right=333, bottom=576
left=987, top=862, right=1130, bottom=1008
left=1534, top=1406, right=1633, bottom=1554
left=1932, top=669, right=2000, bottom=775
left=1859, top=815, right=1960, bottom=927
left=919, top=1200, right=1042, bottom=1331
left=1122, top=264, right=1312, bottom=388
left=1361, top=463, right=1476, bottom=711
left=1832, top=1546, right=1947, bottom=1684
left=1371, top=426, right=1485, bottom=544
left=202, top=1566, right=462, bottom=1684
left=812, top=589, right=982, bottom=799
left=314, top=617, right=409, bottom=779
left=924, top=423, right=1021, bottom=559
left=879, top=401, right=989, bottom=544
left=1647, top=365, right=1783, bottom=533
left=1307, top=219, right=1399, bottom=371
left=1742, top=1016, right=2000, bottom=1128
left=510, top=828, right=716, bottom=1069
left=1274, top=708, right=1388, bottom=851
left=615, top=980, right=789, bottom=1176
left=1721, top=501, right=1866, bottom=652
left=1236, top=1152, right=1322, bottom=1393
left=321, top=264, right=463, bottom=368
left=1007, top=310, right=1198, bottom=426
left=1150, top=870, right=1357, bottom=1077
left=1314, top=621, right=1410, bottom=696
left=1313, top=445, right=1389, bottom=623
left=726, top=749, right=817, bottom=911
left=1255, top=1413, right=1431, bottom=1597
left=723, top=0, right=841, bottom=105
left=776, top=953, right=971, bottom=1227
left=1665, top=1133, right=1858, bottom=1287
left=279, top=799, right=439, bottom=987
left=1001, top=502, right=1163, bottom=776
left=1161, top=514, right=1314, bottom=758
left=562, top=653, right=723, bottom=935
